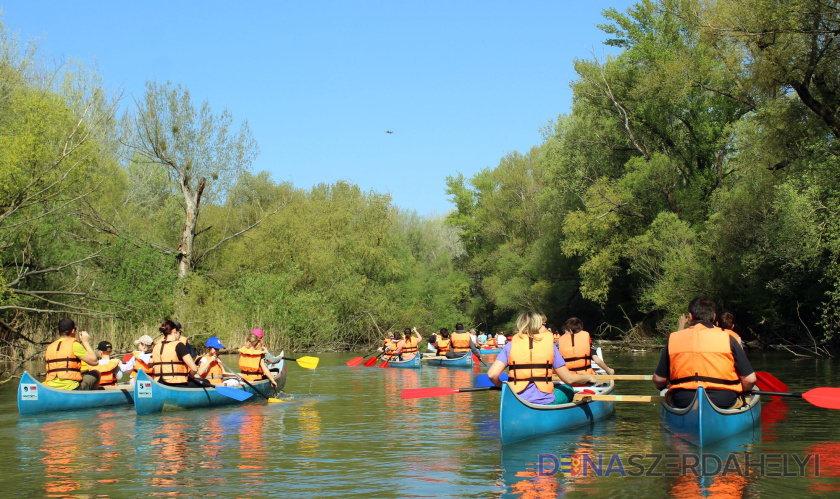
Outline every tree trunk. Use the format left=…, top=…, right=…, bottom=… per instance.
left=177, top=178, right=206, bottom=279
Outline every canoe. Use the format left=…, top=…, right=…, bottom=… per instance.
left=387, top=355, right=422, bottom=369
left=479, top=347, right=501, bottom=354
left=499, top=381, right=616, bottom=445
left=424, top=354, right=473, bottom=368
left=134, top=354, right=287, bottom=415
left=17, top=371, right=133, bottom=415
left=659, top=386, right=761, bottom=446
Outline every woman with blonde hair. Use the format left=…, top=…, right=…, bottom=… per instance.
left=487, top=311, right=596, bottom=405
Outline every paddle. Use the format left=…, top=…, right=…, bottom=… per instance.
left=217, top=359, right=282, bottom=403
left=401, top=386, right=499, bottom=399
left=472, top=352, right=486, bottom=366
left=379, top=358, right=389, bottom=368
left=364, top=352, right=384, bottom=367
left=283, top=356, right=319, bottom=370
left=755, top=371, right=789, bottom=400
left=752, top=388, right=840, bottom=410
left=474, top=373, right=652, bottom=388
left=347, top=351, right=378, bottom=367
left=214, top=384, right=255, bottom=401
left=574, top=394, right=665, bottom=403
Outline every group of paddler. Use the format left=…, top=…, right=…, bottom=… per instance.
left=43, top=318, right=279, bottom=392
left=405, top=296, right=788, bottom=412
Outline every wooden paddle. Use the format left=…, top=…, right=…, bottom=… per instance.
left=573, top=388, right=840, bottom=410
left=574, top=394, right=665, bottom=403
left=347, top=351, right=378, bottom=367
left=217, top=359, right=282, bottom=403
left=401, top=386, right=499, bottom=399
left=473, top=373, right=651, bottom=388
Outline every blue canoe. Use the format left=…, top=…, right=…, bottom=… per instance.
left=18, top=371, right=134, bottom=415
left=387, top=355, right=422, bottom=369
left=479, top=347, right=501, bottom=355
left=499, top=381, right=616, bottom=445
left=659, top=386, right=761, bottom=447
left=134, top=356, right=287, bottom=415
left=424, top=354, right=473, bottom=368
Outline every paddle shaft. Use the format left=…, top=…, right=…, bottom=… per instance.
left=217, top=359, right=273, bottom=401
left=574, top=394, right=666, bottom=403
left=751, top=390, right=803, bottom=398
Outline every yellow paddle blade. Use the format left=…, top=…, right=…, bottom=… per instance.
left=295, top=356, right=319, bottom=370
left=268, top=397, right=286, bottom=403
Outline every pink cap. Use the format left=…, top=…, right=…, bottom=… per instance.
left=251, top=328, right=264, bottom=339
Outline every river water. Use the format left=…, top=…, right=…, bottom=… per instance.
left=1, top=349, right=838, bottom=497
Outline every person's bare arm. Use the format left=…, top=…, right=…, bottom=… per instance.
left=592, top=355, right=614, bottom=375
left=653, top=373, right=669, bottom=390
left=554, top=366, right=596, bottom=385
left=77, top=331, right=98, bottom=366
left=487, top=360, right=506, bottom=387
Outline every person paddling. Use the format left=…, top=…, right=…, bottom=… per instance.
left=652, top=297, right=756, bottom=409
left=239, top=329, right=278, bottom=389
left=44, top=318, right=100, bottom=391
left=197, top=336, right=227, bottom=385
left=152, top=320, right=202, bottom=387
left=446, top=323, right=482, bottom=359
left=557, top=317, right=614, bottom=376
left=487, top=312, right=596, bottom=405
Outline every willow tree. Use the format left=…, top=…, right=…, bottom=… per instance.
left=126, top=81, right=259, bottom=279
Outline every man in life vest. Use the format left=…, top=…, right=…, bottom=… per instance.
left=152, top=320, right=202, bottom=387
left=118, top=334, right=155, bottom=385
left=557, top=317, right=615, bottom=375
left=391, top=327, right=422, bottom=360
left=83, top=341, right=122, bottom=387
left=44, top=318, right=100, bottom=390
left=653, top=297, right=756, bottom=409
left=446, top=323, right=482, bottom=359
left=487, top=311, right=597, bottom=405
left=197, top=336, right=228, bottom=385
left=435, top=328, right=451, bottom=356
left=239, top=329, right=278, bottom=389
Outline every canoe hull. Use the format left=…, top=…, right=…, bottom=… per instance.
left=479, top=347, right=501, bottom=354
left=424, top=354, right=473, bottom=368
left=18, top=371, right=133, bottom=415
left=500, top=381, right=615, bottom=445
left=659, top=386, right=761, bottom=446
left=387, top=355, right=422, bottom=369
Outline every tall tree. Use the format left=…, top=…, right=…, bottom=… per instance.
left=126, top=81, right=260, bottom=279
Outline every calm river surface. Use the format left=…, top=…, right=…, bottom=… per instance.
left=1, top=349, right=838, bottom=497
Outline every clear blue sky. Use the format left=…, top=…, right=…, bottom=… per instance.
left=1, top=1, right=633, bottom=216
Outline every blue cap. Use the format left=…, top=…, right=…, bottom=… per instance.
left=205, top=336, right=225, bottom=349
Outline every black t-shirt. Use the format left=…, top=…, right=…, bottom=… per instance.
left=655, top=322, right=754, bottom=408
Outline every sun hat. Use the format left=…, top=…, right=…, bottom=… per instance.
left=251, top=328, right=264, bottom=339
left=205, top=336, right=225, bottom=349
left=134, top=334, right=154, bottom=346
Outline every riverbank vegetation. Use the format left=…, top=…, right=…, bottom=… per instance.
left=2, top=1, right=839, bottom=369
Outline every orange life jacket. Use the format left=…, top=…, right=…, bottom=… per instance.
left=94, top=359, right=120, bottom=386
left=485, top=338, right=497, bottom=348
left=131, top=351, right=154, bottom=379
left=450, top=332, right=471, bottom=353
left=384, top=339, right=402, bottom=360
left=668, top=324, right=740, bottom=392
left=508, top=332, right=555, bottom=394
left=239, top=346, right=266, bottom=381
left=200, top=355, right=225, bottom=385
left=436, top=338, right=451, bottom=353
left=723, top=328, right=742, bottom=346
left=153, top=337, right=190, bottom=384
left=402, top=336, right=418, bottom=357
left=45, top=338, right=83, bottom=382
left=557, top=330, right=594, bottom=374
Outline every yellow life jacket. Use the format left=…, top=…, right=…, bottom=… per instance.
left=557, top=330, right=594, bottom=374
left=508, top=332, right=555, bottom=394
left=153, top=337, right=190, bottom=384
left=45, top=338, right=82, bottom=382
left=668, top=324, right=740, bottom=392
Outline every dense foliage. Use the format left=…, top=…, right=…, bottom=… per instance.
left=2, top=1, right=839, bottom=362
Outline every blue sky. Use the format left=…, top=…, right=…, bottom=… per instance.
left=1, top=1, right=634, bottom=216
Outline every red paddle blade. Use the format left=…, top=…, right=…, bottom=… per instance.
left=472, top=353, right=480, bottom=364
left=401, top=387, right=459, bottom=399
left=803, top=388, right=840, bottom=410
left=378, top=361, right=389, bottom=368
left=363, top=357, right=379, bottom=367
left=756, top=371, right=789, bottom=394
left=123, top=353, right=133, bottom=363
left=346, top=357, right=364, bottom=367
